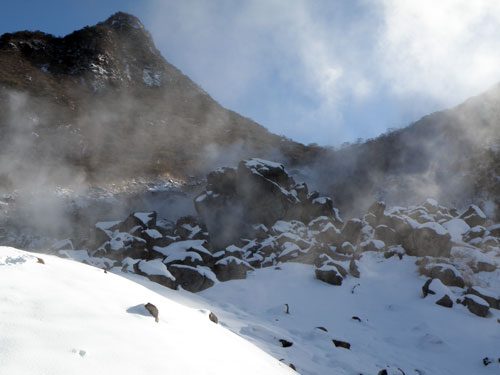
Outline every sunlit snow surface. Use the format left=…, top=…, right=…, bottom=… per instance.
left=0, top=247, right=293, bottom=375
left=122, top=252, right=500, bottom=375
left=2, top=247, right=500, bottom=375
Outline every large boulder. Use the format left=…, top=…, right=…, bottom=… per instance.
left=214, top=256, right=254, bottom=281
left=420, top=263, right=465, bottom=288
left=134, top=259, right=177, bottom=289
left=459, top=205, right=486, bottom=228
left=403, top=222, right=452, bottom=257
left=168, top=264, right=217, bottom=293
left=195, top=158, right=341, bottom=248
left=315, top=264, right=343, bottom=286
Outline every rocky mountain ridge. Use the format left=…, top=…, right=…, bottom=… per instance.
left=0, top=12, right=315, bottom=188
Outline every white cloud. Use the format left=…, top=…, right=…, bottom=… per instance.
left=143, top=0, right=500, bottom=145
left=378, top=0, right=500, bottom=105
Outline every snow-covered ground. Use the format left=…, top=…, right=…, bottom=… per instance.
left=120, top=252, right=500, bottom=375
left=2, top=246, right=499, bottom=375
left=0, top=247, right=294, bottom=375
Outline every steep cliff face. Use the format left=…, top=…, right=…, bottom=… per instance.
left=0, top=12, right=315, bottom=189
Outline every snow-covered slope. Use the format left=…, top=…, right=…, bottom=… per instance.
left=0, top=247, right=294, bottom=375
left=120, top=252, right=500, bottom=375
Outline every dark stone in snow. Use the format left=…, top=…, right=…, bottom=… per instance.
left=422, top=264, right=464, bottom=288
left=209, top=312, right=218, bottom=324
left=279, top=339, right=293, bottom=348
left=315, top=266, right=343, bottom=286
left=145, top=302, right=159, bottom=322
left=332, top=339, right=350, bottom=350
left=467, top=287, right=500, bottom=310
left=349, top=258, right=360, bottom=278
left=435, top=294, right=453, bottom=308
left=462, top=295, right=489, bottom=317
left=422, top=278, right=436, bottom=298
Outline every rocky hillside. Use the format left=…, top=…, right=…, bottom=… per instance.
left=313, top=83, right=500, bottom=217
left=58, top=159, right=500, bottom=318
left=0, top=12, right=315, bottom=189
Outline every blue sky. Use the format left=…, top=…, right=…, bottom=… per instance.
left=2, top=1, right=500, bottom=146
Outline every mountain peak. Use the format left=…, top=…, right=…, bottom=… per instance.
left=100, top=11, right=146, bottom=32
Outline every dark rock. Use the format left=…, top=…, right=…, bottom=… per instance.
left=207, top=167, right=237, bottom=195
left=315, top=266, right=343, bottom=286
left=471, top=261, right=496, bottom=273
left=279, top=339, right=293, bottom=348
left=378, top=370, right=388, bottom=375
left=316, top=223, right=341, bottom=246
left=341, top=219, right=363, bottom=245
left=349, top=258, right=360, bottom=278
left=384, top=245, right=405, bottom=260
left=174, top=216, right=209, bottom=241
left=421, top=264, right=464, bottom=288
left=368, top=201, right=386, bottom=222
left=483, top=357, right=492, bottom=366
left=119, top=211, right=157, bottom=232
left=315, top=326, right=328, bottom=332
left=214, top=256, right=253, bottom=281
left=460, top=205, right=486, bottom=228
left=467, top=287, right=500, bottom=310
left=209, top=312, right=218, bottom=324
left=145, top=302, right=159, bottom=322
left=464, top=226, right=488, bottom=242
left=360, top=239, right=385, bottom=252
left=36, top=257, right=45, bottom=264
left=134, top=260, right=177, bottom=290
left=462, top=295, right=489, bottom=317
left=332, top=339, right=350, bottom=350
left=168, top=264, right=216, bottom=293
left=487, top=223, right=500, bottom=238
left=89, top=226, right=112, bottom=249
left=422, top=279, right=436, bottom=298
left=289, top=363, right=296, bottom=371
left=337, top=241, right=355, bottom=255
left=404, top=224, right=452, bottom=258
left=352, top=316, right=361, bottom=322
left=435, top=294, right=453, bottom=308
left=375, top=225, right=398, bottom=246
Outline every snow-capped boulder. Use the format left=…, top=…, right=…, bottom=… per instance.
left=134, top=259, right=177, bottom=289
left=404, top=222, right=452, bottom=257
left=315, top=264, right=343, bottom=286
left=463, top=225, right=488, bottom=242
left=174, top=216, right=209, bottom=241
left=341, top=219, right=363, bottom=245
left=467, top=286, right=500, bottom=310
left=461, top=294, right=490, bottom=317
left=367, top=201, right=386, bottom=224
left=316, top=222, right=341, bottom=245
left=459, top=205, right=486, bottom=228
left=214, top=256, right=254, bottom=282
left=168, top=264, right=217, bottom=293
left=435, top=294, right=453, bottom=308
left=119, top=211, right=157, bottom=232
left=420, top=263, right=465, bottom=288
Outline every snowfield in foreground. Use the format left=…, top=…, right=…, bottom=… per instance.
left=0, top=247, right=293, bottom=375
left=120, top=251, right=500, bottom=375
